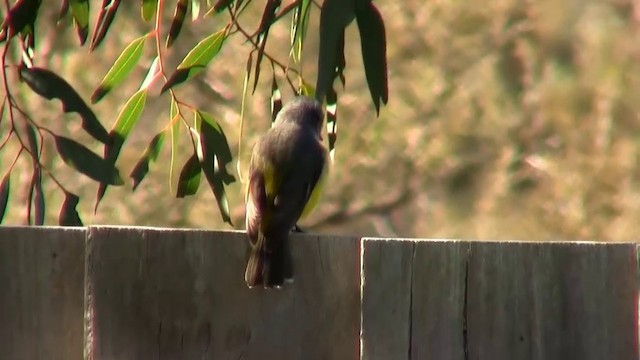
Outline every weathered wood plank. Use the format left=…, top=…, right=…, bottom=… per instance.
left=0, top=226, right=86, bottom=360
left=85, top=226, right=360, bottom=360
left=467, top=242, right=638, bottom=360
left=361, top=239, right=639, bottom=360
left=361, top=239, right=468, bottom=360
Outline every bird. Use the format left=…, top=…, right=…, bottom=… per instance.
left=244, top=96, right=328, bottom=288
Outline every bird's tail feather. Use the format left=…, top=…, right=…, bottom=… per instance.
left=245, top=232, right=293, bottom=288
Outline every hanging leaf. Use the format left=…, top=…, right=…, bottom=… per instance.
left=141, top=0, right=158, bottom=21
left=54, top=135, right=124, bottom=185
left=166, top=0, right=189, bottom=48
left=69, top=0, right=90, bottom=45
left=194, top=110, right=233, bottom=224
left=290, top=0, right=311, bottom=62
left=161, top=28, right=226, bottom=93
left=139, top=56, right=160, bottom=90
left=315, top=0, right=355, bottom=102
left=59, top=192, right=83, bottom=226
left=28, top=167, right=44, bottom=225
left=95, top=89, right=148, bottom=210
left=251, top=0, right=281, bottom=93
left=176, top=154, right=202, bottom=197
left=92, top=35, right=148, bottom=103
left=0, top=0, right=41, bottom=42
left=0, top=172, right=10, bottom=223
left=270, top=75, right=282, bottom=123
left=130, top=131, right=166, bottom=190
left=356, top=3, right=388, bottom=114
left=58, top=0, right=70, bottom=22
left=326, top=87, right=338, bottom=162
left=191, top=0, right=201, bottom=21
left=169, top=99, right=180, bottom=192
left=208, top=0, right=233, bottom=14
left=19, top=66, right=110, bottom=144
left=298, top=78, right=315, bottom=97
left=90, top=0, right=121, bottom=51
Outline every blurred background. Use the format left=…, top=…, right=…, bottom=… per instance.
left=3, top=0, right=640, bottom=242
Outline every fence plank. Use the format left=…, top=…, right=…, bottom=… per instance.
left=361, top=239, right=639, bottom=360
left=0, top=226, right=85, bottom=360
left=85, top=226, right=360, bottom=360
left=467, top=242, right=638, bottom=360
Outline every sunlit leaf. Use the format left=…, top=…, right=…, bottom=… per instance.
left=141, top=0, right=157, bottom=21
left=69, top=0, right=90, bottom=45
left=166, top=0, right=189, bottom=48
left=191, top=0, right=201, bottom=20
left=59, top=192, right=83, bottom=226
left=20, top=66, right=110, bottom=144
left=139, top=56, right=160, bottom=90
left=95, top=89, right=147, bottom=210
left=356, top=3, right=388, bottom=114
left=92, top=35, right=147, bottom=103
left=290, top=0, right=311, bottom=62
left=315, top=0, right=355, bottom=102
left=161, top=28, right=226, bottom=93
left=270, top=75, right=282, bottom=123
left=0, top=172, right=10, bottom=223
left=130, top=131, right=166, bottom=190
left=54, top=135, right=123, bottom=185
left=326, top=87, right=338, bottom=162
left=176, top=153, right=202, bottom=197
left=90, top=0, right=120, bottom=51
left=194, top=110, right=234, bottom=224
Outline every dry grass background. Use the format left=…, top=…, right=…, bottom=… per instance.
left=3, top=0, right=640, bottom=242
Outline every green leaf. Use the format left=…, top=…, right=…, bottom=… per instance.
left=356, top=3, right=388, bottom=114
left=161, top=28, right=226, bottom=93
left=139, top=56, right=160, bottom=90
left=0, top=172, right=10, bottom=223
left=59, top=192, right=83, bottom=226
left=54, top=135, right=123, bottom=185
left=92, top=35, right=147, bottom=103
left=20, top=66, right=110, bottom=144
left=169, top=99, right=180, bottom=193
left=130, top=131, right=166, bottom=190
left=298, top=78, right=315, bottom=97
left=90, top=0, right=121, bottom=51
left=209, top=0, right=233, bottom=14
left=141, top=0, right=157, bottom=21
left=290, top=0, right=311, bottom=62
left=176, top=154, right=202, bottom=197
left=69, top=0, right=90, bottom=45
left=95, top=89, right=147, bottom=210
left=315, top=0, right=355, bottom=102
left=194, top=110, right=234, bottom=224
left=191, top=0, right=201, bottom=20
left=166, top=0, right=189, bottom=48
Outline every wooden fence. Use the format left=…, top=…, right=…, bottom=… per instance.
left=0, top=226, right=638, bottom=359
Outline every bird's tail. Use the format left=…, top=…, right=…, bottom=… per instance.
left=244, top=232, right=293, bottom=288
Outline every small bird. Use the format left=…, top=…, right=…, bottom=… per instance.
left=244, top=96, right=328, bottom=288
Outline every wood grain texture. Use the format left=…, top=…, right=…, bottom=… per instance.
left=0, top=226, right=85, bottom=360
left=85, top=226, right=360, bottom=360
left=361, top=239, right=638, bottom=360
left=467, top=242, right=638, bottom=360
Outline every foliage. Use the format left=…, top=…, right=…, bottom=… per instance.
left=0, top=0, right=388, bottom=226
